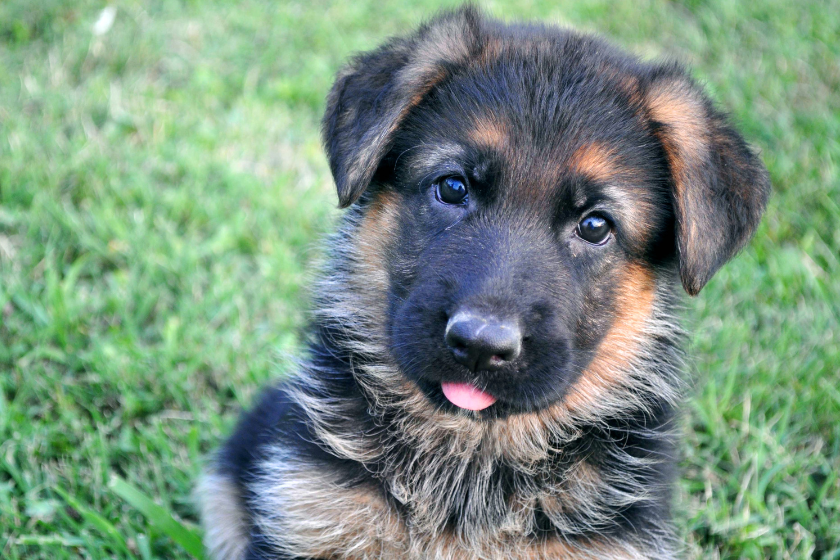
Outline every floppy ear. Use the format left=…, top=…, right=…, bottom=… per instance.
left=645, top=68, right=770, bottom=295
left=321, top=7, right=484, bottom=208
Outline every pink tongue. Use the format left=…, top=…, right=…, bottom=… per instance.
left=441, top=382, right=497, bottom=411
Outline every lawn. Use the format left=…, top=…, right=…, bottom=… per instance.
left=0, top=0, right=838, bottom=558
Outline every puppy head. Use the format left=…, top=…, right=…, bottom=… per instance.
left=321, top=7, right=769, bottom=418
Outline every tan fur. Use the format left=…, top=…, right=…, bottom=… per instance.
left=539, top=461, right=603, bottom=520
left=616, top=73, right=643, bottom=106
left=646, top=82, right=707, bottom=167
left=354, top=190, right=401, bottom=298
left=469, top=116, right=509, bottom=149
left=563, top=264, right=657, bottom=415
left=196, top=472, right=249, bottom=560
left=569, top=142, right=626, bottom=184
left=254, top=459, right=408, bottom=559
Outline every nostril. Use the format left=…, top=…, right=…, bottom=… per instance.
left=497, top=340, right=522, bottom=363
left=488, top=354, right=506, bottom=367
left=445, top=321, right=469, bottom=348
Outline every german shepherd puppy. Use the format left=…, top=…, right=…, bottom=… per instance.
left=198, top=7, right=769, bottom=559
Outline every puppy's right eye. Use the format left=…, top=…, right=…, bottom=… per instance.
left=435, top=176, right=469, bottom=205
left=576, top=214, right=612, bottom=245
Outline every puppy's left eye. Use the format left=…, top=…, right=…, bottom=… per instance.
left=577, top=214, right=612, bottom=245
left=435, top=176, right=469, bottom=205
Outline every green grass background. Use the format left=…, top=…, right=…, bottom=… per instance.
left=0, top=0, right=838, bottom=558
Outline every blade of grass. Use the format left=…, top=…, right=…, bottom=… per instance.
left=108, top=476, right=204, bottom=559
left=53, top=486, right=130, bottom=555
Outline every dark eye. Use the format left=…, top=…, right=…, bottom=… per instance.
left=577, top=214, right=612, bottom=245
left=435, top=176, right=469, bottom=205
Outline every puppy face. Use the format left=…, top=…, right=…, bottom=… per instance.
left=382, top=77, right=671, bottom=417
left=322, top=7, right=768, bottom=421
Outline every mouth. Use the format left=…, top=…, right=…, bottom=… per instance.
left=440, top=382, right=497, bottom=411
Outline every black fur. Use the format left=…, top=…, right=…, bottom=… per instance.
left=200, top=7, right=769, bottom=559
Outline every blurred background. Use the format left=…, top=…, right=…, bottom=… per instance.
left=0, top=1, right=837, bottom=558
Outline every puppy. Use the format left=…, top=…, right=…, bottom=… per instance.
left=198, top=7, right=769, bottom=559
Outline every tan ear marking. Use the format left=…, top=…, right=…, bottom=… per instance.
left=647, top=82, right=710, bottom=220
left=646, top=81, right=708, bottom=165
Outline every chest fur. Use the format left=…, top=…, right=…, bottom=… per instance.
left=250, top=457, right=651, bottom=560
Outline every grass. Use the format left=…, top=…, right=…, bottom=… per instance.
left=0, top=0, right=837, bottom=558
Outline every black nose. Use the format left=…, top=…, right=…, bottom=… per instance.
left=445, top=311, right=522, bottom=372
